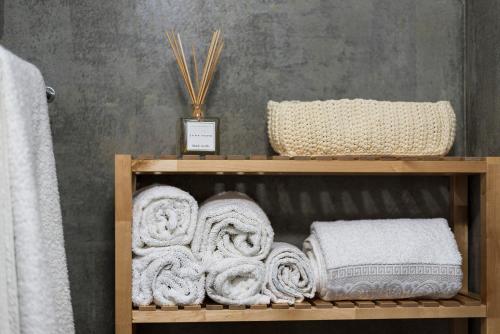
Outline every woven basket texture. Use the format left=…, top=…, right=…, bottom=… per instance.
left=267, top=99, right=456, bottom=157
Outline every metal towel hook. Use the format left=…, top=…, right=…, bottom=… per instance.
left=46, top=86, right=55, bottom=103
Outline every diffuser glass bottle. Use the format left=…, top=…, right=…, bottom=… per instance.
left=180, top=103, right=220, bottom=155
left=166, top=30, right=223, bottom=155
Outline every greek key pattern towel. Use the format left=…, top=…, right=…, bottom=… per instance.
left=303, top=218, right=462, bottom=300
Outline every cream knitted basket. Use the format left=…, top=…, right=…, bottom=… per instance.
left=267, top=99, right=456, bottom=157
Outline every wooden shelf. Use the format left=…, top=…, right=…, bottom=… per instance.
left=132, top=295, right=485, bottom=323
left=131, top=156, right=487, bottom=175
left=115, top=155, right=500, bottom=334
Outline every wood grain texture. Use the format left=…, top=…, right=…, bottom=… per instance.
left=481, top=158, right=500, bottom=333
left=354, top=301, right=375, bottom=308
left=419, top=300, right=440, bottom=307
left=115, top=155, right=133, bottom=334
left=375, top=300, right=397, bottom=307
left=450, top=175, right=469, bottom=294
left=454, top=294, right=481, bottom=306
left=334, top=301, right=355, bottom=308
left=397, top=300, right=419, bottom=307
left=294, top=302, right=312, bottom=309
left=160, top=305, right=178, bottom=311
left=132, top=304, right=486, bottom=323
left=271, top=303, right=290, bottom=309
left=311, top=299, right=333, bottom=308
left=131, top=159, right=487, bottom=174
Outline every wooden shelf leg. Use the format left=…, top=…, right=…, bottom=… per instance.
left=481, top=158, right=500, bottom=334
left=115, top=155, right=133, bottom=334
left=450, top=175, right=468, bottom=334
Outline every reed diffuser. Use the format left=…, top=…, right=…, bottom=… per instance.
left=166, top=30, right=223, bottom=155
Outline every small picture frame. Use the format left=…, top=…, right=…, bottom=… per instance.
left=180, top=118, right=220, bottom=155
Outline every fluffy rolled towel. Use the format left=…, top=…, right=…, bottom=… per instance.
left=132, top=185, right=198, bottom=255
left=303, top=218, right=462, bottom=301
left=205, top=257, right=270, bottom=305
left=191, top=192, right=274, bottom=262
left=132, top=246, right=205, bottom=306
left=263, top=242, right=316, bottom=304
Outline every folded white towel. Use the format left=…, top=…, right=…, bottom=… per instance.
left=132, top=185, right=198, bottom=255
left=263, top=242, right=315, bottom=304
left=132, top=246, right=205, bottom=306
left=303, top=218, right=462, bottom=300
left=191, top=192, right=274, bottom=262
left=205, top=257, right=270, bottom=305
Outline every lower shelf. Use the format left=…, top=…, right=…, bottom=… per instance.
left=132, top=294, right=485, bottom=323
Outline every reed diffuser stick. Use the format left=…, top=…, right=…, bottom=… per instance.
left=198, top=30, right=221, bottom=105
left=176, top=34, right=196, bottom=102
left=165, top=29, right=224, bottom=117
left=192, top=44, right=200, bottom=91
left=200, top=39, right=223, bottom=105
left=197, top=31, right=218, bottom=105
left=165, top=31, right=196, bottom=104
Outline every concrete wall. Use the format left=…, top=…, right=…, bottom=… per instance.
left=466, top=0, right=500, bottom=156
left=0, top=1, right=466, bottom=333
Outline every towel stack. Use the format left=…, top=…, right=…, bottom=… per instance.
left=132, top=185, right=462, bottom=306
left=132, top=186, right=316, bottom=306
left=194, top=192, right=273, bottom=305
left=131, top=186, right=204, bottom=306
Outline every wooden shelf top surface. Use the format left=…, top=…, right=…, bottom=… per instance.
left=132, top=295, right=485, bottom=323
left=128, top=155, right=488, bottom=174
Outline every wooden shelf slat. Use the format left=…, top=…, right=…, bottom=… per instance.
left=132, top=302, right=486, bottom=323
left=138, top=305, right=156, bottom=311
left=334, top=301, right=355, bottom=308
left=454, top=294, right=482, bottom=306
left=250, top=155, right=268, bottom=160
left=397, top=300, right=419, bottom=307
left=355, top=301, right=375, bottom=308
left=312, top=299, right=333, bottom=309
left=227, top=155, right=247, bottom=160
left=206, top=303, right=224, bottom=310
left=439, top=300, right=461, bottom=307
left=294, top=301, right=312, bottom=309
left=271, top=303, right=290, bottom=309
left=160, top=305, right=178, bottom=311
left=205, top=155, right=226, bottom=160
left=131, top=159, right=487, bottom=174
left=419, top=300, right=440, bottom=307
left=375, top=300, right=397, bottom=307
left=181, top=155, right=200, bottom=160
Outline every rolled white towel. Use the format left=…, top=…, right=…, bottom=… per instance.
left=132, top=185, right=198, bottom=255
left=132, top=246, right=205, bottom=306
left=205, top=257, right=270, bottom=305
left=263, top=242, right=316, bottom=304
left=303, top=218, right=462, bottom=301
left=191, top=192, right=274, bottom=262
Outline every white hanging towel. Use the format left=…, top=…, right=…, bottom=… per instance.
left=0, top=45, right=74, bottom=334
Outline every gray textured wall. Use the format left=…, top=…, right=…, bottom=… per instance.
left=466, top=0, right=500, bottom=156
left=0, top=1, right=467, bottom=333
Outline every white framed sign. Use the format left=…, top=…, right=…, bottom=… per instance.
left=185, top=120, right=217, bottom=152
